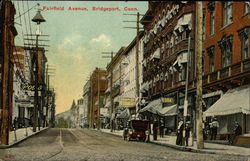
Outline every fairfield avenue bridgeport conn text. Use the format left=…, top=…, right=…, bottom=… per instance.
left=42, top=6, right=138, bottom=11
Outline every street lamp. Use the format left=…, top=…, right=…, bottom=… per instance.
left=31, top=7, right=46, bottom=132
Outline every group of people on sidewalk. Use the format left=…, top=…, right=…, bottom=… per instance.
left=175, top=119, right=191, bottom=146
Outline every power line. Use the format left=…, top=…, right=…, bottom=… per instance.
left=14, top=3, right=38, bottom=20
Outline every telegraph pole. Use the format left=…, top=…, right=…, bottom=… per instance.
left=0, top=1, right=16, bottom=145
left=31, top=8, right=46, bottom=132
left=97, top=68, right=100, bottom=130
left=102, top=51, right=114, bottom=132
left=45, top=64, right=55, bottom=127
left=195, top=1, right=204, bottom=149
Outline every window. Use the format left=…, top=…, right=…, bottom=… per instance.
left=208, top=2, right=215, bottom=35
left=210, top=9, right=215, bottom=35
left=218, top=36, right=233, bottom=68
left=223, top=2, right=233, bottom=26
left=245, top=2, right=250, bottom=14
left=207, top=46, right=215, bottom=72
left=202, top=8, right=206, bottom=40
left=238, top=27, right=249, bottom=60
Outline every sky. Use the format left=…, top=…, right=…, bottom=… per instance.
left=13, top=1, right=148, bottom=114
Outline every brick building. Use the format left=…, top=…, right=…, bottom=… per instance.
left=89, top=68, right=108, bottom=128
left=140, top=1, right=196, bottom=132
left=199, top=2, right=250, bottom=140
left=140, top=1, right=250, bottom=143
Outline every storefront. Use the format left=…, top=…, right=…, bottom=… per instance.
left=204, top=85, right=250, bottom=135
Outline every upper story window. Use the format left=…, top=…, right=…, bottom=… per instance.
left=245, top=2, right=250, bottom=14
left=238, top=27, right=249, bottom=60
left=208, top=2, right=215, bottom=35
left=223, top=2, right=233, bottom=26
left=202, top=8, right=206, bottom=41
left=207, top=46, right=215, bottom=72
left=218, top=35, right=233, bottom=68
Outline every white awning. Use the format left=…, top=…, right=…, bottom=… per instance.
left=113, top=80, right=120, bottom=88
left=105, top=86, right=110, bottom=94
left=174, top=13, right=192, bottom=33
left=139, top=98, right=162, bottom=114
left=151, top=48, right=160, bottom=59
left=140, top=82, right=149, bottom=92
left=114, top=96, right=119, bottom=103
left=204, top=85, right=250, bottom=117
left=157, top=104, right=178, bottom=116
left=104, top=101, right=111, bottom=108
left=116, top=109, right=129, bottom=119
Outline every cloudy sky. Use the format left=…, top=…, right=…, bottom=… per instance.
left=14, top=1, right=148, bottom=114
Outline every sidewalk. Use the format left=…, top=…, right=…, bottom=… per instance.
left=100, top=129, right=250, bottom=157
left=0, top=127, right=49, bottom=149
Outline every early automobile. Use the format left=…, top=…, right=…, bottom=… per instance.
left=123, top=119, right=149, bottom=142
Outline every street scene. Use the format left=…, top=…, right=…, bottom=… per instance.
left=0, top=128, right=249, bottom=161
left=0, top=1, right=250, bottom=161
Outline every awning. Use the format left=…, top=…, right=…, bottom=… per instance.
left=151, top=48, right=160, bottom=59
left=114, top=96, right=119, bottom=103
left=140, top=82, right=149, bottom=92
left=157, top=104, right=177, bottom=116
left=139, top=98, right=162, bottom=114
left=105, top=87, right=110, bottom=94
left=174, top=13, right=192, bottom=33
left=116, top=109, right=129, bottom=119
left=204, top=85, right=250, bottom=117
left=104, top=101, right=111, bottom=108
left=113, top=80, right=120, bottom=88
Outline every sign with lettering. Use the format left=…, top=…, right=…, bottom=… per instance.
left=119, top=98, right=136, bottom=107
left=21, top=83, right=43, bottom=91
left=161, top=97, right=173, bottom=103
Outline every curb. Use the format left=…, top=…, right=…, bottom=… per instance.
left=0, top=127, right=50, bottom=149
left=94, top=129, right=122, bottom=138
left=98, top=130, right=250, bottom=157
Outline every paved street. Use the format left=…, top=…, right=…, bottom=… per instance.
left=0, top=128, right=248, bottom=161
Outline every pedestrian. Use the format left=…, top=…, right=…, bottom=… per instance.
left=176, top=120, right=184, bottom=146
left=185, top=121, right=191, bottom=146
left=159, top=119, right=164, bottom=138
left=153, top=122, right=158, bottom=140
left=210, top=117, right=219, bottom=140
left=230, top=121, right=242, bottom=145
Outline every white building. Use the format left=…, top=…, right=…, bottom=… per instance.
left=119, top=31, right=144, bottom=119
left=12, top=46, right=33, bottom=128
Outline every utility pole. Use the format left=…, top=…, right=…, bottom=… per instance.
left=0, top=1, right=17, bottom=145
left=30, top=7, right=46, bottom=132
left=102, top=51, right=114, bottom=132
left=45, top=64, right=55, bottom=127
left=97, top=68, right=100, bottom=130
left=195, top=1, right=204, bottom=149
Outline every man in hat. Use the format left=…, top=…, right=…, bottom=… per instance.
left=210, top=117, right=219, bottom=140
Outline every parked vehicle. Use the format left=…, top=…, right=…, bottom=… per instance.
left=123, top=120, right=149, bottom=142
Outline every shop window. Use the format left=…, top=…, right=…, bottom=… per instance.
left=223, top=2, right=233, bottom=26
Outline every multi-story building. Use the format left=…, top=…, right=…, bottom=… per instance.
left=12, top=46, right=33, bottom=128
left=89, top=68, right=108, bottom=128
left=140, top=1, right=195, bottom=132
left=199, top=2, right=250, bottom=140
left=105, top=47, right=126, bottom=129
left=83, top=80, right=90, bottom=127
left=140, top=1, right=250, bottom=143
left=119, top=32, right=144, bottom=119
